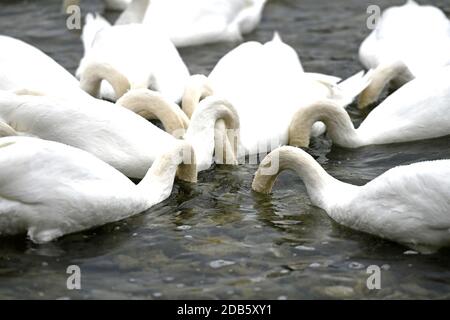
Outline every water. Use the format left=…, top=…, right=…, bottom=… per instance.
left=0, top=0, right=450, bottom=299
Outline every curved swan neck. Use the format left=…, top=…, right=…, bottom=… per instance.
left=0, top=121, right=18, bottom=137
left=252, top=146, right=345, bottom=209
left=80, top=62, right=131, bottom=100
left=184, top=97, right=240, bottom=171
left=289, top=100, right=361, bottom=148
left=358, top=60, right=414, bottom=109
left=182, top=75, right=214, bottom=118
left=117, top=89, right=190, bottom=138
left=137, top=142, right=197, bottom=205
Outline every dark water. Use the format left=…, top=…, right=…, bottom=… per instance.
left=1, top=0, right=450, bottom=299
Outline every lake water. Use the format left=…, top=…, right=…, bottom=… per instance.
left=0, top=0, right=449, bottom=299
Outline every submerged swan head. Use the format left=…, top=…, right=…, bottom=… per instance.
left=185, top=96, right=240, bottom=171
left=141, top=140, right=198, bottom=190
left=182, top=74, right=214, bottom=118
left=79, top=62, right=131, bottom=100
left=288, top=100, right=358, bottom=148
left=117, top=88, right=190, bottom=138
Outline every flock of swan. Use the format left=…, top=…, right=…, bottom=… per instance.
left=0, top=0, right=449, bottom=254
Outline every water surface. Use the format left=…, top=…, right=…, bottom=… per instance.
left=0, top=0, right=449, bottom=299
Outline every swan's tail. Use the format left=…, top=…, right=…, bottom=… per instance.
left=81, top=13, right=111, bottom=53
left=334, top=70, right=373, bottom=108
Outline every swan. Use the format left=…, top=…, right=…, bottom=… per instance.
left=114, top=0, right=267, bottom=47
left=0, top=35, right=129, bottom=101
left=0, top=136, right=196, bottom=243
left=0, top=90, right=238, bottom=178
left=288, top=65, right=450, bottom=149
left=181, top=33, right=370, bottom=157
left=252, top=146, right=450, bottom=253
left=358, top=0, right=450, bottom=108
left=77, top=12, right=190, bottom=102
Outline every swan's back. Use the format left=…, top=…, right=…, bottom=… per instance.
left=143, top=0, right=266, bottom=46
left=0, top=92, right=176, bottom=178
left=357, top=66, right=450, bottom=144
left=359, top=1, right=450, bottom=76
left=208, top=34, right=305, bottom=152
left=0, top=137, right=144, bottom=243
left=338, top=160, right=450, bottom=249
left=78, top=23, right=189, bottom=102
left=0, top=36, right=82, bottom=97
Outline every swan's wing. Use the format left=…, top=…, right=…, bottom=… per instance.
left=0, top=36, right=80, bottom=97
left=357, top=66, right=450, bottom=143
left=343, top=160, right=450, bottom=249
left=0, top=136, right=140, bottom=243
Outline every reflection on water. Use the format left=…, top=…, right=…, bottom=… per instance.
left=0, top=0, right=450, bottom=299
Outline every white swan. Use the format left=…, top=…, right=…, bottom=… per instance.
left=359, top=0, right=450, bottom=108
left=0, top=35, right=129, bottom=101
left=289, top=65, right=450, bottom=149
left=0, top=136, right=196, bottom=243
left=182, top=34, right=370, bottom=157
left=77, top=13, right=190, bottom=102
left=252, top=146, right=450, bottom=253
left=0, top=90, right=238, bottom=178
left=116, top=0, right=267, bottom=47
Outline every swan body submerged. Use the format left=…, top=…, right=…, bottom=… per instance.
left=78, top=15, right=189, bottom=102
left=289, top=66, right=450, bottom=148
left=359, top=0, right=450, bottom=108
left=182, top=34, right=370, bottom=157
left=0, top=136, right=195, bottom=243
left=252, top=146, right=450, bottom=252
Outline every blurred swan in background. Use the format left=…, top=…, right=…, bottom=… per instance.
left=63, top=0, right=131, bottom=11
left=0, top=91, right=237, bottom=177
left=252, top=146, right=450, bottom=253
left=181, top=33, right=370, bottom=158
left=288, top=66, right=450, bottom=148
left=114, top=0, right=267, bottom=47
left=359, top=0, right=450, bottom=108
left=0, top=35, right=129, bottom=101
left=0, top=136, right=195, bottom=243
left=78, top=12, right=190, bottom=102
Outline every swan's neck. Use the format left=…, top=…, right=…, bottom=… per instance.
left=137, top=142, right=197, bottom=206
left=252, top=146, right=351, bottom=211
left=182, top=75, right=214, bottom=118
left=358, top=60, right=414, bottom=109
left=184, top=97, right=240, bottom=171
left=116, top=89, right=190, bottom=137
left=289, top=100, right=362, bottom=148
left=80, top=62, right=130, bottom=100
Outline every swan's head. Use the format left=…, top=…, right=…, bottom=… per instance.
left=117, top=88, right=190, bottom=138
left=182, top=74, right=214, bottom=118
left=79, top=62, right=131, bottom=100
